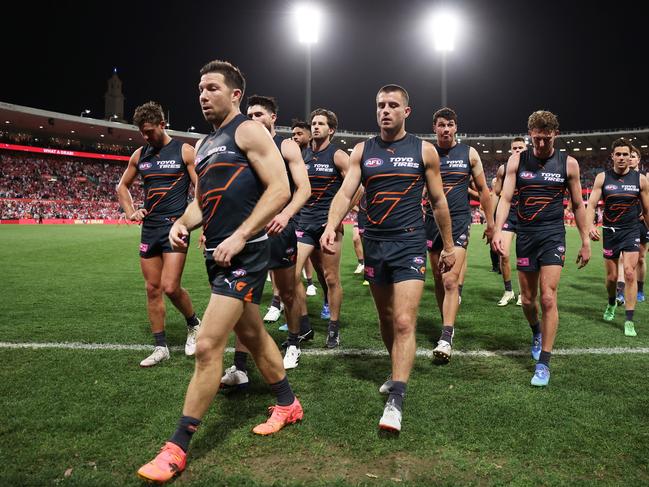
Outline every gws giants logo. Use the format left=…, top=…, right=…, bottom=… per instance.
left=231, top=268, right=247, bottom=279
left=520, top=171, right=535, bottom=180
left=364, top=158, right=383, bottom=168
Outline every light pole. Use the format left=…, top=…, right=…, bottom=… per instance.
left=431, top=11, right=459, bottom=108
left=294, top=4, right=321, bottom=121
left=80, top=109, right=91, bottom=117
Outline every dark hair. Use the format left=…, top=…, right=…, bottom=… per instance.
left=199, top=60, right=246, bottom=94
left=291, top=119, right=311, bottom=131
left=433, top=107, right=457, bottom=125
left=247, top=95, right=278, bottom=115
left=133, top=101, right=164, bottom=128
left=377, top=84, right=409, bottom=105
left=309, top=108, right=338, bottom=136
left=629, top=144, right=640, bottom=156
left=512, top=136, right=526, bottom=144
left=611, top=138, right=631, bottom=152
left=528, top=110, right=559, bottom=131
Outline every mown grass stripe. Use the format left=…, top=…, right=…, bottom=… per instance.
left=2, top=341, right=648, bottom=357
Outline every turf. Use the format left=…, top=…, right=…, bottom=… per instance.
left=1, top=224, right=648, bottom=485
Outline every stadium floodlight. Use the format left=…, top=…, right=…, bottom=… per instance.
left=187, top=126, right=196, bottom=132
left=80, top=109, right=91, bottom=117
left=431, top=11, right=459, bottom=52
left=427, top=10, right=460, bottom=107
left=293, top=4, right=322, bottom=120
left=294, top=4, right=321, bottom=44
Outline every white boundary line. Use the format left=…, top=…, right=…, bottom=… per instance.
left=1, top=341, right=649, bottom=357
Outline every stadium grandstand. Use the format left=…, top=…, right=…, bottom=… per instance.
left=1, top=101, right=648, bottom=222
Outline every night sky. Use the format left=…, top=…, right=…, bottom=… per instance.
left=2, top=0, right=646, bottom=135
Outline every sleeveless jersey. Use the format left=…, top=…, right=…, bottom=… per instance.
left=299, top=143, right=343, bottom=227
left=361, top=134, right=425, bottom=240
left=516, top=148, right=568, bottom=233
left=423, top=143, right=471, bottom=219
left=601, top=168, right=640, bottom=228
left=195, top=114, right=264, bottom=248
left=137, top=138, right=191, bottom=226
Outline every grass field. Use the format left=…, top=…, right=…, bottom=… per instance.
left=1, top=224, right=648, bottom=485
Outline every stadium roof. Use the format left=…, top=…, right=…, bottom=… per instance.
left=2, top=101, right=647, bottom=158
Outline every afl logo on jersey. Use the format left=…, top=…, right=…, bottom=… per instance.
left=520, top=171, right=535, bottom=180
left=305, top=164, right=311, bottom=171
left=139, top=162, right=152, bottom=170
left=604, top=184, right=618, bottom=191
left=364, top=158, right=384, bottom=168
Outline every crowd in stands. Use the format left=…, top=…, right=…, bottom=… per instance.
left=1, top=143, right=646, bottom=221
left=1, top=151, right=141, bottom=219
left=0, top=130, right=135, bottom=156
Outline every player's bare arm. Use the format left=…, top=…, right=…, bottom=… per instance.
left=566, top=156, right=590, bottom=268
left=469, top=147, right=495, bottom=241
left=116, top=147, right=147, bottom=221
left=585, top=172, right=605, bottom=241
left=266, top=138, right=311, bottom=236
left=492, top=153, right=519, bottom=255
left=212, top=120, right=290, bottom=266
left=423, top=141, right=455, bottom=271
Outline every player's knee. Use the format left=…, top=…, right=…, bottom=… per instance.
left=278, top=288, right=295, bottom=308
left=540, top=291, right=557, bottom=311
left=624, top=268, right=636, bottom=283
left=520, top=294, right=535, bottom=307
left=323, top=272, right=340, bottom=288
left=162, top=282, right=181, bottom=297
left=393, top=314, right=415, bottom=336
left=145, top=281, right=162, bottom=298
left=194, top=338, right=220, bottom=365
left=442, top=272, right=458, bottom=292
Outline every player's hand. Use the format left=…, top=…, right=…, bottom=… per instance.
left=589, top=226, right=600, bottom=241
left=320, top=225, right=338, bottom=254
left=576, top=242, right=591, bottom=269
left=266, top=212, right=290, bottom=237
left=197, top=233, right=206, bottom=250
left=129, top=208, right=148, bottom=222
left=491, top=231, right=505, bottom=255
left=439, top=247, right=456, bottom=273
left=169, top=222, right=189, bottom=251
left=482, top=224, right=495, bottom=244
left=213, top=231, right=246, bottom=267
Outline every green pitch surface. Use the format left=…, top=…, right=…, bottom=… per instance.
left=1, top=224, right=648, bottom=485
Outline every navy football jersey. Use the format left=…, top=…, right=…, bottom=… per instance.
left=195, top=114, right=265, bottom=248
left=424, top=143, right=471, bottom=219
left=516, top=148, right=568, bottom=233
left=137, top=138, right=191, bottom=226
left=602, top=168, right=641, bottom=228
left=299, top=143, right=343, bottom=227
left=361, top=134, right=425, bottom=240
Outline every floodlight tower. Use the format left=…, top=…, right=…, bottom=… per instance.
left=431, top=11, right=459, bottom=107
left=294, top=4, right=321, bottom=121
